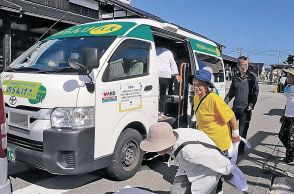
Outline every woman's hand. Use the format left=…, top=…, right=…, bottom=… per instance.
left=231, top=129, right=241, bottom=142
left=231, top=135, right=241, bottom=143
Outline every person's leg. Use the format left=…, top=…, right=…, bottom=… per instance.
left=216, top=151, right=229, bottom=194
left=170, top=175, right=191, bottom=194
left=168, top=76, right=175, bottom=95
left=279, top=118, right=289, bottom=148
left=238, top=109, right=248, bottom=154
left=216, top=177, right=224, bottom=194
left=286, top=118, right=294, bottom=162
left=159, top=78, right=170, bottom=114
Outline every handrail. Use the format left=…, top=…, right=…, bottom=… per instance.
left=177, top=63, right=188, bottom=127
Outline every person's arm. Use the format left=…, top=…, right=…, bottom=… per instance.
left=248, top=73, right=259, bottom=110
left=224, top=80, right=235, bottom=104
left=229, top=115, right=240, bottom=142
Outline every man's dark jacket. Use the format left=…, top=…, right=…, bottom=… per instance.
left=224, top=71, right=259, bottom=110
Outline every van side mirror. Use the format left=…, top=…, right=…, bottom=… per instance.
left=83, top=48, right=99, bottom=70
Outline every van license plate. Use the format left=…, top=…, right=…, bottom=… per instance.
left=7, top=146, right=16, bottom=162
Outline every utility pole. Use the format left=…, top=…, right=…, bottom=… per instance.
left=237, top=47, right=243, bottom=56
left=271, top=50, right=281, bottom=65
left=277, top=50, right=280, bottom=65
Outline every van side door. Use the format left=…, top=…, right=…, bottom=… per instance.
left=94, top=38, right=158, bottom=158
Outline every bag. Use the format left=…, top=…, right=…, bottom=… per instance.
left=194, top=92, right=210, bottom=114
left=174, top=140, right=221, bottom=158
left=191, top=92, right=210, bottom=128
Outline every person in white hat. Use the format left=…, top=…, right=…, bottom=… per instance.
left=140, top=122, right=232, bottom=194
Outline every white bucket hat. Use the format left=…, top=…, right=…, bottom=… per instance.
left=140, top=122, right=178, bottom=152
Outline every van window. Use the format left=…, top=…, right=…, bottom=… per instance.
left=195, top=53, right=224, bottom=82
left=103, top=39, right=150, bottom=82
left=7, top=37, right=115, bottom=73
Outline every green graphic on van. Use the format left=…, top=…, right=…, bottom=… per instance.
left=189, top=38, right=221, bottom=57
left=127, top=25, right=154, bottom=41
left=2, top=80, right=41, bottom=99
left=2, top=80, right=47, bottom=104
left=47, top=22, right=136, bottom=40
left=29, top=85, right=47, bottom=104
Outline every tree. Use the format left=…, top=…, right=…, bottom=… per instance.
left=285, top=54, right=294, bottom=64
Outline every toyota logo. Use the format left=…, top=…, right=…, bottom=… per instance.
left=9, top=96, right=17, bottom=105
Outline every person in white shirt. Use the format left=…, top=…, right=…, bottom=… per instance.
left=140, top=122, right=232, bottom=194
left=156, top=47, right=181, bottom=117
left=279, top=75, right=287, bottom=92
left=279, top=68, right=294, bottom=164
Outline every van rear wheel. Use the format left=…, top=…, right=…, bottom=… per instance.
left=107, top=128, right=143, bottom=180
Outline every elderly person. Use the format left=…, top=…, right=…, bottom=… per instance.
left=279, top=68, right=294, bottom=164
left=224, top=56, right=259, bottom=154
left=189, top=68, right=240, bottom=193
left=140, top=122, right=232, bottom=194
left=189, top=69, right=240, bottom=151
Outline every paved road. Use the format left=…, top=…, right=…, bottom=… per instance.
left=9, top=82, right=294, bottom=194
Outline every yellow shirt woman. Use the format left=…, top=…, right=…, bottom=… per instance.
left=194, top=92, right=234, bottom=151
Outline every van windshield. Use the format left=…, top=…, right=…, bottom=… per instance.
left=7, top=36, right=115, bottom=73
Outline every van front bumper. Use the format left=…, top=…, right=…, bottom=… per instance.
left=8, top=127, right=112, bottom=175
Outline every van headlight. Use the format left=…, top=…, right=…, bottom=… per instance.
left=51, top=107, right=94, bottom=128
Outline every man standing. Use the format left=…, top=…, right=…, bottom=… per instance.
left=156, top=46, right=181, bottom=117
left=225, top=56, right=259, bottom=154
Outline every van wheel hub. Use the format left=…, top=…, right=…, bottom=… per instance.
left=121, top=141, right=138, bottom=170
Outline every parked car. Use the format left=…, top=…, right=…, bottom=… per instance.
left=0, top=83, right=11, bottom=194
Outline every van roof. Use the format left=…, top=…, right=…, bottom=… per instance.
left=48, top=18, right=219, bottom=48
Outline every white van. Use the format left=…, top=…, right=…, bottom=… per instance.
left=1, top=19, right=225, bottom=180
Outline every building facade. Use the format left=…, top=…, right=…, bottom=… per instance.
left=0, top=0, right=107, bottom=70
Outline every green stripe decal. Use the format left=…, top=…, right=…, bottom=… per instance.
left=189, top=38, right=221, bottom=57
left=2, top=80, right=41, bottom=99
left=47, top=22, right=137, bottom=40
left=127, top=25, right=154, bottom=41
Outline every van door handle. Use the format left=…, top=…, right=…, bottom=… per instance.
left=144, top=85, right=153, bottom=91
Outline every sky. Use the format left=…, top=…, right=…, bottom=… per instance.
left=131, top=0, right=294, bottom=66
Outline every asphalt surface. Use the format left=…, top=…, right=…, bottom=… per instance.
left=8, top=82, right=294, bottom=194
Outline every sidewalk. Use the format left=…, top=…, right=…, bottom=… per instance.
left=224, top=82, right=294, bottom=193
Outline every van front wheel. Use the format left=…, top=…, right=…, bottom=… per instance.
left=107, top=128, right=143, bottom=180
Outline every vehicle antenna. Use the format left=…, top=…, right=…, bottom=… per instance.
left=37, top=11, right=69, bottom=42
